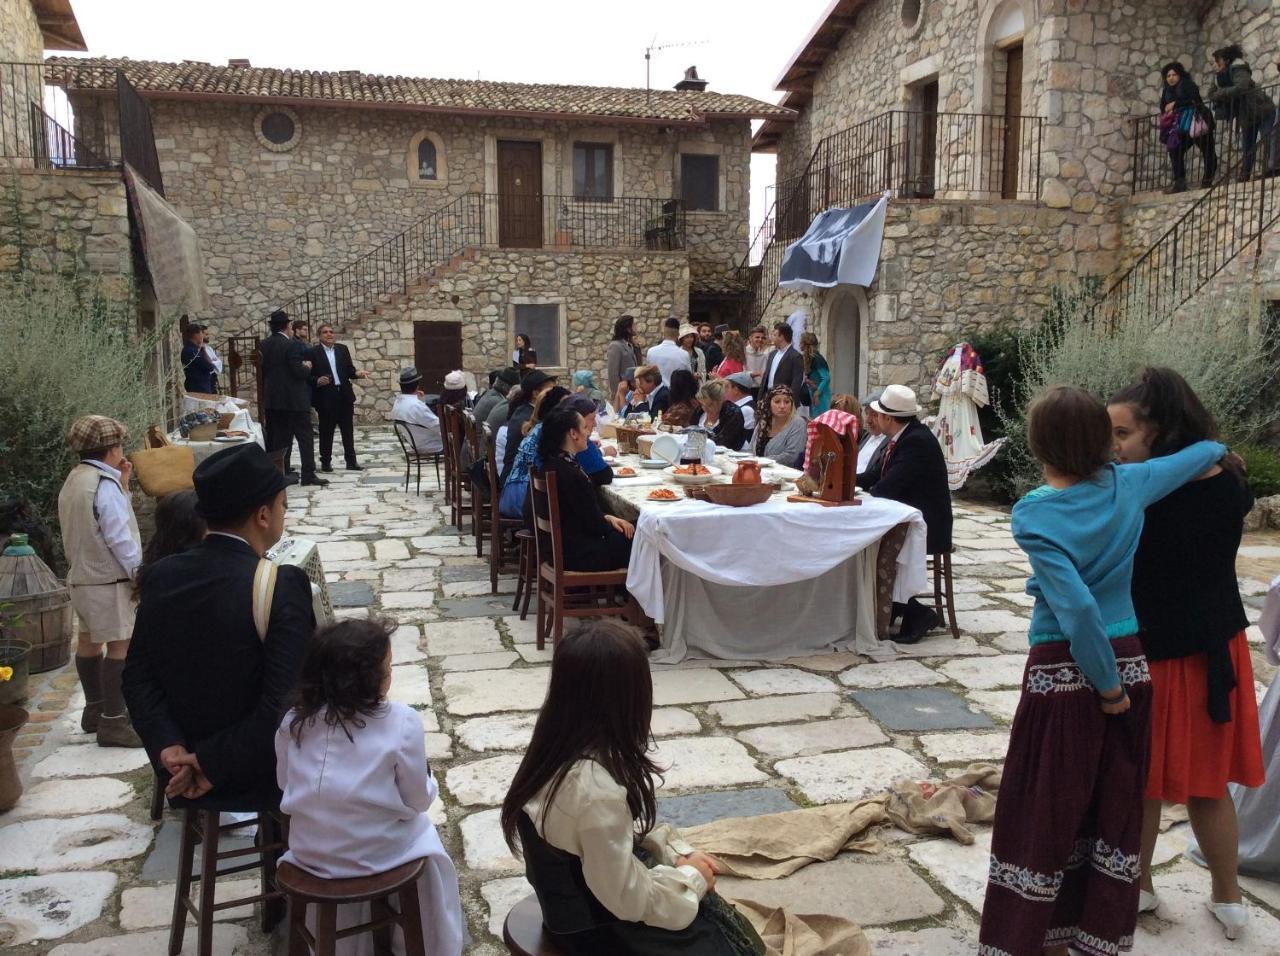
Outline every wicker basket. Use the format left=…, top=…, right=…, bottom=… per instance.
left=0, top=535, right=73, bottom=674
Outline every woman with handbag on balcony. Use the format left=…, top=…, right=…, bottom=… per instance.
left=1160, top=61, right=1218, bottom=193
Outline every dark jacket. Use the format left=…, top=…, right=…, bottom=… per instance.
left=307, top=342, right=358, bottom=411
left=181, top=341, right=217, bottom=394
left=623, top=384, right=670, bottom=419
left=697, top=400, right=747, bottom=452
left=123, top=535, right=314, bottom=808
left=761, top=346, right=806, bottom=400
left=542, top=453, right=631, bottom=572
left=1209, top=61, right=1275, bottom=125
left=260, top=332, right=312, bottom=412
left=501, top=401, right=535, bottom=484
left=857, top=418, right=953, bottom=554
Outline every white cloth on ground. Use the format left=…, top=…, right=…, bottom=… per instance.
left=392, top=393, right=443, bottom=454
left=84, top=459, right=142, bottom=577
left=275, top=701, right=463, bottom=956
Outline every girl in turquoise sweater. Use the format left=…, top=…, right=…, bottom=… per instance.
left=978, top=385, right=1225, bottom=956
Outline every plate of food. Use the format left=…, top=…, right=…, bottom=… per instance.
left=663, top=463, right=722, bottom=484
left=646, top=487, right=681, bottom=502
left=613, top=465, right=639, bottom=478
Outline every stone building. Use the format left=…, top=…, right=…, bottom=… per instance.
left=748, top=0, right=1280, bottom=400
left=44, top=57, right=788, bottom=418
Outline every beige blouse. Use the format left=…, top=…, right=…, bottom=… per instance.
left=523, top=759, right=707, bottom=931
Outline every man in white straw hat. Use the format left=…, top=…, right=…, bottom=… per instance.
left=857, top=384, right=953, bottom=643
left=645, top=316, right=691, bottom=387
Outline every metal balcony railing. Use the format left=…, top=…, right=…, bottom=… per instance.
left=1, top=61, right=111, bottom=170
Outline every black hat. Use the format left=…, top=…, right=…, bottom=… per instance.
left=194, top=443, right=288, bottom=522
left=521, top=369, right=555, bottom=392
left=496, top=367, right=522, bottom=388
left=399, top=367, right=423, bottom=387
left=269, top=309, right=290, bottom=328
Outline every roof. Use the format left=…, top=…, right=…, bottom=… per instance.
left=754, top=0, right=867, bottom=151
left=44, top=57, right=795, bottom=126
left=32, top=0, right=87, bottom=51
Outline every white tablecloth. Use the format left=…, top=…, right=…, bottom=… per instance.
left=170, top=422, right=265, bottom=465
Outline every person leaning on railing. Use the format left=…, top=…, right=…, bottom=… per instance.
left=1207, top=43, right=1278, bottom=181
left=1159, top=60, right=1218, bottom=194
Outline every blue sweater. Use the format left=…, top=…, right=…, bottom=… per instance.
left=1012, top=440, right=1225, bottom=694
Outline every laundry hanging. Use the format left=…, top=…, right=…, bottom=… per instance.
left=777, top=192, right=890, bottom=293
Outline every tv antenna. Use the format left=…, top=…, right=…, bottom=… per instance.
left=645, top=36, right=707, bottom=95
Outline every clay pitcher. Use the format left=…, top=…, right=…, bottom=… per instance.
left=0, top=703, right=28, bottom=811
left=732, top=460, right=762, bottom=485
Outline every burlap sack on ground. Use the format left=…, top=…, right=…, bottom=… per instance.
left=884, top=763, right=1001, bottom=844
left=732, top=899, right=871, bottom=956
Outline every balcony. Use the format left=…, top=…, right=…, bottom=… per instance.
left=0, top=61, right=112, bottom=171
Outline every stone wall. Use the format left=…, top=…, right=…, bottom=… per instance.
left=344, top=248, right=689, bottom=422
left=0, top=0, right=44, bottom=165
left=71, top=95, right=747, bottom=337
left=1199, top=1, right=1279, bottom=75
left=0, top=0, right=41, bottom=63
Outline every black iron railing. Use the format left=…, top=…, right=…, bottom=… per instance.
left=0, top=61, right=110, bottom=169
left=279, top=193, right=684, bottom=331
left=116, top=70, right=163, bottom=195
left=1130, top=81, right=1280, bottom=194
left=1092, top=160, right=1279, bottom=329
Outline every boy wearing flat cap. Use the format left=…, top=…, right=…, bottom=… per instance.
left=124, top=442, right=314, bottom=807
left=58, top=415, right=144, bottom=747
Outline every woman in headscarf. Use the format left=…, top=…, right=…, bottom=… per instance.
left=1160, top=60, right=1218, bottom=193
left=572, top=370, right=608, bottom=410
left=748, top=385, right=806, bottom=469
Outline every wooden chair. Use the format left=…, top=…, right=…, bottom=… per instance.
left=169, top=807, right=288, bottom=956
left=462, top=411, right=489, bottom=557
left=929, top=548, right=961, bottom=639
left=529, top=467, right=635, bottom=649
left=512, top=528, right=535, bottom=618
left=502, top=893, right=566, bottom=956
left=482, top=430, right=524, bottom=593
left=441, top=406, right=473, bottom=530
left=391, top=421, right=442, bottom=496
left=276, top=857, right=428, bottom=956
left=438, top=403, right=454, bottom=507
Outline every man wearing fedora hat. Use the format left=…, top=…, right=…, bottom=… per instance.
left=857, top=383, right=953, bottom=643
left=260, top=309, right=326, bottom=487
left=124, top=442, right=314, bottom=807
left=391, top=367, right=444, bottom=455
left=645, top=317, right=691, bottom=387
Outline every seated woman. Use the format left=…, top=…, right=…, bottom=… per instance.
left=748, top=385, right=806, bottom=468
left=500, top=619, right=766, bottom=956
left=694, top=379, right=747, bottom=452
left=572, top=370, right=608, bottom=410
left=536, top=405, right=634, bottom=572
left=662, top=369, right=701, bottom=427
left=501, top=386, right=572, bottom=520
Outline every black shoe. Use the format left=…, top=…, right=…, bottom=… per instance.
left=897, top=607, right=940, bottom=645
left=285, top=468, right=297, bottom=475
left=346, top=463, right=363, bottom=471
left=300, top=475, right=330, bottom=487
left=282, top=474, right=300, bottom=487
left=320, top=463, right=333, bottom=473
left=1164, top=178, right=1187, bottom=194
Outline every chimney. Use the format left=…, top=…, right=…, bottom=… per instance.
left=674, top=66, right=708, bottom=92
left=227, top=58, right=251, bottom=68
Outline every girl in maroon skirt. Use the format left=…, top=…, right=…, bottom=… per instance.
left=978, top=386, right=1225, bottom=956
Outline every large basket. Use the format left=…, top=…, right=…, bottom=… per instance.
left=7, top=590, right=74, bottom=674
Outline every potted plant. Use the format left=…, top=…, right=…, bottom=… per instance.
left=0, top=603, right=32, bottom=706
left=0, top=701, right=28, bottom=811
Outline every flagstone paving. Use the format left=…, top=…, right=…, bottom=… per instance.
left=3, top=426, right=1279, bottom=954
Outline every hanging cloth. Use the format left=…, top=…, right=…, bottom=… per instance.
left=930, top=343, right=1005, bottom=491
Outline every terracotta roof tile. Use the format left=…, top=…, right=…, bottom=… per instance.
left=45, top=57, right=795, bottom=125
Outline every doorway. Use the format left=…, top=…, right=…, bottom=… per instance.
left=905, top=80, right=938, bottom=198
left=413, top=321, right=462, bottom=394
left=1001, top=44, right=1024, bottom=199
left=497, top=140, right=543, bottom=248
left=825, top=287, right=867, bottom=398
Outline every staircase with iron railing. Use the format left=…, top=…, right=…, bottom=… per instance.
left=737, top=107, right=1045, bottom=324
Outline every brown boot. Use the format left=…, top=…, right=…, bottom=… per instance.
left=97, top=658, right=143, bottom=748
left=96, top=714, right=143, bottom=748
left=74, top=654, right=103, bottom=734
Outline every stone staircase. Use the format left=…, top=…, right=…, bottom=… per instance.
left=340, top=248, right=479, bottom=335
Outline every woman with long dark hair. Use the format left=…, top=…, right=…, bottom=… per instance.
left=607, top=315, right=641, bottom=397
left=662, top=369, right=701, bottom=427
left=1108, top=368, right=1262, bottom=939
left=500, top=620, right=765, bottom=954
left=133, top=490, right=206, bottom=599
left=1160, top=60, right=1218, bottom=193
left=749, top=385, right=806, bottom=468
left=513, top=332, right=535, bottom=368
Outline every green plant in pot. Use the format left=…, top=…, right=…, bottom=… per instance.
left=0, top=602, right=32, bottom=707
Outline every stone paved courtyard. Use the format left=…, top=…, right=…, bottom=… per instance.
left=3, top=426, right=1280, bottom=954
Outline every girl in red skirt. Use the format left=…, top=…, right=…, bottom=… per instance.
left=979, top=386, right=1225, bottom=956
left=1109, top=368, right=1263, bottom=940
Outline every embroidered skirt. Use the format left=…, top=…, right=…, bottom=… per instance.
left=978, top=636, right=1152, bottom=956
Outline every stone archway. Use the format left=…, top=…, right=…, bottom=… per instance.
left=824, top=286, right=870, bottom=398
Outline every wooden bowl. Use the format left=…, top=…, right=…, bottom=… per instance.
left=687, top=482, right=778, bottom=507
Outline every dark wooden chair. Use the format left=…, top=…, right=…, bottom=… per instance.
left=391, top=421, right=442, bottom=496
left=529, top=467, right=636, bottom=649
left=169, top=807, right=288, bottom=956
left=929, top=548, right=961, bottom=640
left=276, top=857, right=428, bottom=956
left=512, top=528, right=535, bottom=618
left=439, top=403, right=455, bottom=507
left=503, top=893, right=566, bottom=956
left=441, top=405, right=473, bottom=530
left=462, top=411, right=490, bottom=557
left=150, top=772, right=165, bottom=821
left=482, top=430, right=524, bottom=593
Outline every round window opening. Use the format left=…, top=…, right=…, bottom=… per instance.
left=261, top=112, right=295, bottom=145
left=901, top=0, right=922, bottom=29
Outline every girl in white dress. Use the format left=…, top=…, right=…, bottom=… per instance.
left=276, top=619, right=464, bottom=956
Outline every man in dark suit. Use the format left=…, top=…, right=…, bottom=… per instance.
left=857, top=384, right=953, bottom=644
left=308, top=323, right=368, bottom=472
left=260, top=309, right=326, bottom=487
left=180, top=323, right=217, bottom=394
left=123, top=442, right=314, bottom=809
left=760, top=322, right=806, bottom=403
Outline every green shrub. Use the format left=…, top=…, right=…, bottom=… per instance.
left=1238, top=445, right=1280, bottom=499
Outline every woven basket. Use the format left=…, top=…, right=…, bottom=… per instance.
left=0, top=541, right=73, bottom=674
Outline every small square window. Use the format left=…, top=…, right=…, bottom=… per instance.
left=573, top=143, right=613, bottom=201
left=681, top=154, right=719, bottom=211
left=513, top=304, right=562, bottom=367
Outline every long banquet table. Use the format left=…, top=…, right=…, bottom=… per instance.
left=600, top=452, right=927, bottom=663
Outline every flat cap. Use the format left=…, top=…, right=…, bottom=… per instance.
left=66, top=415, right=127, bottom=452
left=725, top=371, right=757, bottom=390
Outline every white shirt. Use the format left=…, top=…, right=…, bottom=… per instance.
left=857, top=432, right=887, bottom=473
left=744, top=344, right=769, bottom=376
left=766, top=344, right=793, bottom=388
left=645, top=340, right=691, bottom=387
left=202, top=344, right=223, bottom=374
left=733, top=395, right=756, bottom=432
left=524, top=759, right=706, bottom=931
left=83, top=459, right=141, bottom=577
left=322, top=344, right=340, bottom=385
left=392, top=393, right=443, bottom=454
left=495, top=424, right=509, bottom=469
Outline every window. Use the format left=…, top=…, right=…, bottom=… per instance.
left=681, top=154, right=719, bottom=211
left=513, top=303, right=562, bottom=367
left=254, top=107, right=301, bottom=151
left=573, top=143, right=613, bottom=201
left=417, top=139, right=438, bottom=180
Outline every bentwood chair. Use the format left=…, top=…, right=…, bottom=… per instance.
left=482, top=430, right=524, bottom=592
left=392, top=421, right=442, bottom=496
left=529, top=467, right=636, bottom=649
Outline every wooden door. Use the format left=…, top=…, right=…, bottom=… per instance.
left=498, top=140, right=543, bottom=248
left=413, top=321, right=462, bottom=394
left=909, top=81, right=938, bottom=198
left=1002, top=44, right=1024, bottom=199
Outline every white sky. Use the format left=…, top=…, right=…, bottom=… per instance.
left=63, top=0, right=832, bottom=240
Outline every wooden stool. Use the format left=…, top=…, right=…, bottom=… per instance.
left=276, top=857, right=428, bottom=956
left=929, top=549, right=961, bottom=639
left=169, top=808, right=288, bottom=956
left=503, top=893, right=567, bottom=956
